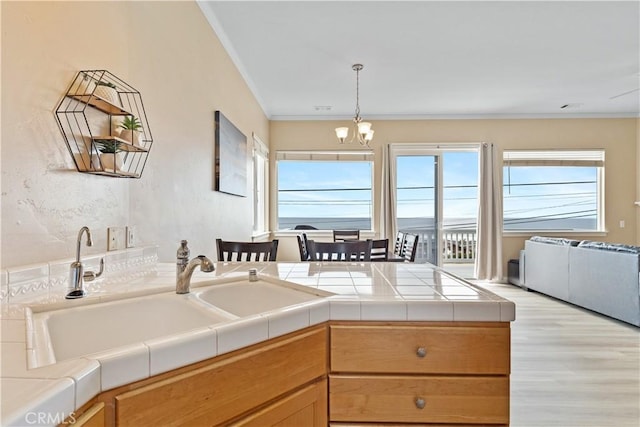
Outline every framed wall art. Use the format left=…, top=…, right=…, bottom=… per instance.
left=214, top=110, right=247, bottom=197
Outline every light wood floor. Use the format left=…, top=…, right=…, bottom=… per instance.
left=476, top=282, right=640, bottom=427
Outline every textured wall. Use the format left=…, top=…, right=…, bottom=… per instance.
left=1, top=1, right=269, bottom=268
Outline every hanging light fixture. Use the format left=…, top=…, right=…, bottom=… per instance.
left=335, top=64, right=374, bottom=146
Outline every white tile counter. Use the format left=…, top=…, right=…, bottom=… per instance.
left=0, top=258, right=514, bottom=426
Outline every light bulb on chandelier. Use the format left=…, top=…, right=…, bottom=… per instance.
left=336, top=64, right=374, bottom=146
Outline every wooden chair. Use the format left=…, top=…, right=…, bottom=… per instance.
left=370, top=239, right=389, bottom=261
left=216, top=238, right=278, bottom=261
left=333, top=230, right=360, bottom=242
left=393, top=231, right=405, bottom=256
left=308, top=239, right=372, bottom=262
left=401, top=233, right=419, bottom=262
left=296, top=234, right=310, bottom=261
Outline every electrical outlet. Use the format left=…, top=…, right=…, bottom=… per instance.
left=107, top=227, right=118, bottom=251
left=126, top=226, right=136, bottom=248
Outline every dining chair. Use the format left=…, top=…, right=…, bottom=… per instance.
left=370, top=238, right=389, bottom=261
left=294, top=224, right=318, bottom=230
left=401, top=233, right=419, bottom=262
left=296, top=234, right=310, bottom=261
left=393, top=231, right=405, bottom=256
left=307, top=239, right=372, bottom=261
left=216, top=238, right=279, bottom=261
left=333, top=230, right=360, bottom=242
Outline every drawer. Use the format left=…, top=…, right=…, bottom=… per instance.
left=330, top=324, right=510, bottom=374
left=329, top=375, right=509, bottom=424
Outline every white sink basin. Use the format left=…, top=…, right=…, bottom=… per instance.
left=29, top=292, right=234, bottom=367
left=193, top=278, right=331, bottom=317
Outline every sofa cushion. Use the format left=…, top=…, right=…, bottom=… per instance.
left=529, top=236, right=580, bottom=246
left=577, top=240, right=640, bottom=254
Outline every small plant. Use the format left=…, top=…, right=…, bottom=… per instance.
left=95, top=80, right=116, bottom=89
left=94, top=139, right=123, bottom=154
left=119, top=115, right=142, bottom=131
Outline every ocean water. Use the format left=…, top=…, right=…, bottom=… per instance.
left=279, top=217, right=596, bottom=231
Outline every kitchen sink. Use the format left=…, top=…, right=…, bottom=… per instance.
left=29, top=292, right=235, bottom=367
left=193, top=278, right=332, bottom=317
left=28, top=276, right=332, bottom=368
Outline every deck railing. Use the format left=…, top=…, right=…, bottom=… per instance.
left=405, top=228, right=476, bottom=264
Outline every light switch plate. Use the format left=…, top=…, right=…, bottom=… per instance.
left=126, top=226, right=136, bottom=248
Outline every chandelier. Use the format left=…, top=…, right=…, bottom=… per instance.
left=335, top=64, right=374, bottom=146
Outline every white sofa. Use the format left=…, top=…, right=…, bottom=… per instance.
left=524, top=236, right=640, bottom=327
left=523, top=236, right=580, bottom=302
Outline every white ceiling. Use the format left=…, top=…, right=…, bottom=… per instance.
left=199, top=1, right=640, bottom=120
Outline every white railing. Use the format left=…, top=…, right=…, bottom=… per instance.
left=442, top=229, right=476, bottom=263
left=405, top=228, right=476, bottom=264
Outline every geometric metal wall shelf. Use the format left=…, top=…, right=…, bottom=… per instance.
left=55, top=70, right=153, bottom=178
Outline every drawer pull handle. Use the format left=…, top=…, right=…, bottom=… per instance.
left=415, top=397, right=426, bottom=409
left=416, top=347, right=427, bottom=358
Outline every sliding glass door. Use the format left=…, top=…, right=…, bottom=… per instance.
left=390, top=144, right=479, bottom=270
left=393, top=151, right=440, bottom=265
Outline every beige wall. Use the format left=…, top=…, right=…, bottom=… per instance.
left=1, top=1, right=269, bottom=267
left=270, top=118, right=638, bottom=276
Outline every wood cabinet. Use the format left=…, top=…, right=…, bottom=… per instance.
left=79, top=320, right=511, bottom=426
left=230, top=378, right=327, bottom=426
left=99, top=325, right=327, bottom=426
left=64, top=402, right=105, bottom=427
left=329, top=322, right=511, bottom=426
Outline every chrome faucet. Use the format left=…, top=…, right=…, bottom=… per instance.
left=66, top=226, right=104, bottom=299
left=176, top=255, right=215, bottom=294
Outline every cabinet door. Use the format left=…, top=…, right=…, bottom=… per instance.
left=70, top=402, right=105, bottom=427
left=330, top=375, right=509, bottom=424
left=115, top=326, right=326, bottom=426
left=331, top=324, right=510, bottom=374
left=230, top=379, right=327, bottom=427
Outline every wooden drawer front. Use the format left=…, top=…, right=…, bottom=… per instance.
left=331, top=324, right=510, bottom=374
left=329, top=375, right=509, bottom=424
left=230, top=378, right=327, bottom=427
left=115, top=326, right=327, bottom=427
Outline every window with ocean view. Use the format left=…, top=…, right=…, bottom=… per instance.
left=276, top=151, right=373, bottom=230
left=503, top=150, right=604, bottom=231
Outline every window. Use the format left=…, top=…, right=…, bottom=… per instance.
left=276, top=151, right=374, bottom=230
left=252, top=134, right=269, bottom=235
left=503, top=150, right=604, bottom=232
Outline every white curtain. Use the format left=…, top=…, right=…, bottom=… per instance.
left=474, top=142, right=503, bottom=281
left=379, top=145, right=396, bottom=241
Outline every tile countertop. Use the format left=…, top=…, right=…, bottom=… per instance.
left=0, top=261, right=515, bottom=427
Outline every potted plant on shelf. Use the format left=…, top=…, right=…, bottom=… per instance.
left=93, top=80, right=121, bottom=107
left=95, top=139, right=125, bottom=172
left=118, top=115, right=144, bottom=147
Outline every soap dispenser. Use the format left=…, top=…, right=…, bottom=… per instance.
left=176, top=240, right=190, bottom=281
